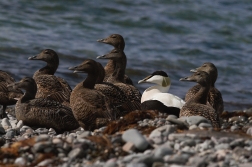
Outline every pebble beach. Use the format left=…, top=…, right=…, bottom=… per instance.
left=1, top=107, right=252, bottom=167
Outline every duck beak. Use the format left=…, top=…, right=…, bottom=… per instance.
left=28, top=55, right=37, bottom=60
left=190, top=68, right=198, bottom=73
left=97, top=38, right=106, bottom=43
left=138, top=75, right=151, bottom=84
left=96, top=55, right=107, bottom=59
left=68, top=66, right=84, bottom=73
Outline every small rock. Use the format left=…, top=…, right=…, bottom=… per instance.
left=154, top=146, right=173, bottom=158
left=35, top=134, right=50, bottom=142
left=77, top=131, right=91, bottom=138
left=180, top=139, right=196, bottom=147
left=188, top=156, right=208, bottom=167
left=32, top=141, right=53, bottom=153
left=189, top=124, right=198, bottom=130
left=122, top=129, right=149, bottom=151
left=1, top=118, right=12, bottom=130
left=149, top=125, right=176, bottom=144
left=215, top=143, right=230, bottom=150
left=16, top=120, right=23, bottom=131
left=14, top=157, right=26, bottom=166
left=5, top=129, right=16, bottom=139
left=246, top=127, right=252, bottom=136
left=164, top=152, right=190, bottom=164
left=167, top=117, right=188, bottom=129
left=35, top=128, right=49, bottom=134
left=133, top=154, right=163, bottom=167
left=123, top=142, right=136, bottom=153
left=198, top=122, right=213, bottom=128
left=36, top=159, right=54, bottom=166
left=104, top=158, right=118, bottom=167
left=126, top=163, right=147, bottom=167
left=230, top=125, right=239, bottom=132
left=166, top=115, right=178, bottom=120
left=186, top=116, right=211, bottom=126
left=68, top=148, right=85, bottom=160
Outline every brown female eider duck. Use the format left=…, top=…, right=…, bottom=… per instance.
left=8, top=77, right=79, bottom=133
left=97, top=49, right=141, bottom=110
left=28, top=49, right=71, bottom=103
left=185, top=62, right=224, bottom=115
left=0, top=70, right=23, bottom=118
left=69, top=59, right=121, bottom=130
left=97, top=34, right=133, bottom=85
left=180, top=71, right=220, bottom=128
left=138, top=71, right=185, bottom=117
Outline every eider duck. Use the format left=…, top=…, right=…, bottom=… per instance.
left=94, top=61, right=140, bottom=113
left=97, top=49, right=141, bottom=110
left=8, top=77, right=79, bottom=133
left=180, top=71, right=220, bottom=128
left=185, top=62, right=224, bottom=115
left=0, top=70, right=23, bottom=118
left=28, top=49, right=72, bottom=103
left=97, top=34, right=133, bottom=85
left=69, top=59, right=120, bottom=130
left=138, top=71, right=185, bottom=117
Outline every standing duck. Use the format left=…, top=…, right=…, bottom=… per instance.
left=28, top=49, right=71, bottom=103
left=138, top=71, right=185, bottom=117
left=185, top=62, right=224, bottom=115
left=97, top=34, right=133, bottom=85
left=180, top=71, right=220, bottom=128
left=97, top=49, right=141, bottom=110
left=69, top=59, right=120, bottom=130
left=0, top=70, right=23, bottom=118
left=8, top=77, right=79, bottom=133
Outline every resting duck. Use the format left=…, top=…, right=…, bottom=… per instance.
left=180, top=71, right=220, bottom=128
left=8, top=77, right=79, bottom=133
left=28, top=49, right=71, bottom=103
left=185, top=62, right=224, bottom=115
left=138, top=70, right=185, bottom=117
left=97, top=34, right=133, bottom=85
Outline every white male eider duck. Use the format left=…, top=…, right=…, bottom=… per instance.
left=138, top=71, right=185, bottom=117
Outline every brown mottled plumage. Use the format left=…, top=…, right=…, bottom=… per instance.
left=28, top=49, right=71, bottom=103
left=69, top=59, right=120, bottom=130
left=0, top=70, right=23, bottom=118
left=97, top=49, right=141, bottom=110
left=180, top=71, right=220, bottom=128
left=185, top=62, right=224, bottom=115
left=97, top=34, right=133, bottom=85
left=8, top=77, right=79, bottom=133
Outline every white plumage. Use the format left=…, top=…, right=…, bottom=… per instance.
left=138, top=71, right=185, bottom=109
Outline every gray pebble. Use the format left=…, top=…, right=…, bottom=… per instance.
left=180, top=139, right=196, bottom=147
left=230, top=125, right=239, bottom=131
left=215, top=143, right=230, bottom=150
left=35, top=128, right=49, bottom=134
left=68, top=148, right=85, bottom=160
left=104, top=158, right=118, bottom=167
left=189, top=124, right=198, bottom=130
left=14, top=157, right=26, bottom=166
left=35, top=134, right=50, bottom=142
left=186, top=116, right=211, bottom=126
left=36, top=159, right=54, bottom=166
left=133, top=154, right=163, bottom=167
left=188, top=156, right=208, bottom=167
left=126, top=163, right=147, bottom=167
left=164, top=152, right=191, bottom=164
left=33, top=141, right=52, bottom=153
left=1, top=118, right=12, bottom=130
left=166, top=115, right=178, bottom=120
left=122, top=129, right=149, bottom=151
left=77, top=131, right=91, bottom=139
left=149, top=125, right=176, bottom=144
left=16, top=120, right=23, bottom=130
left=154, top=146, right=173, bottom=158
left=246, top=127, right=252, bottom=136
left=198, top=122, right=213, bottom=128
left=5, top=129, right=16, bottom=139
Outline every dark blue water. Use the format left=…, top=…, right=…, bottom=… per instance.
left=1, top=0, right=252, bottom=111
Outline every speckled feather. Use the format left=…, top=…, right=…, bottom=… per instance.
left=16, top=98, right=79, bottom=133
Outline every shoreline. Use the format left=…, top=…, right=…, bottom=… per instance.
left=0, top=108, right=252, bottom=166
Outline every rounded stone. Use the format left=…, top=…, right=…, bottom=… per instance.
left=1, top=118, right=12, bottom=130
left=68, top=148, right=85, bottom=159
left=36, top=159, right=53, bottom=166
left=154, top=146, right=173, bottom=158
left=5, top=129, right=16, bottom=139
left=122, top=129, right=149, bottom=151
left=186, top=116, right=211, bottom=126
left=14, top=157, right=26, bottom=166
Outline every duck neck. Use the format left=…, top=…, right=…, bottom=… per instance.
left=112, top=56, right=126, bottom=82
left=20, top=87, right=36, bottom=103
left=36, top=62, right=58, bottom=76
left=82, top=73, right=97, bottom=89
left=190, top=83, right=210, bottom=104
